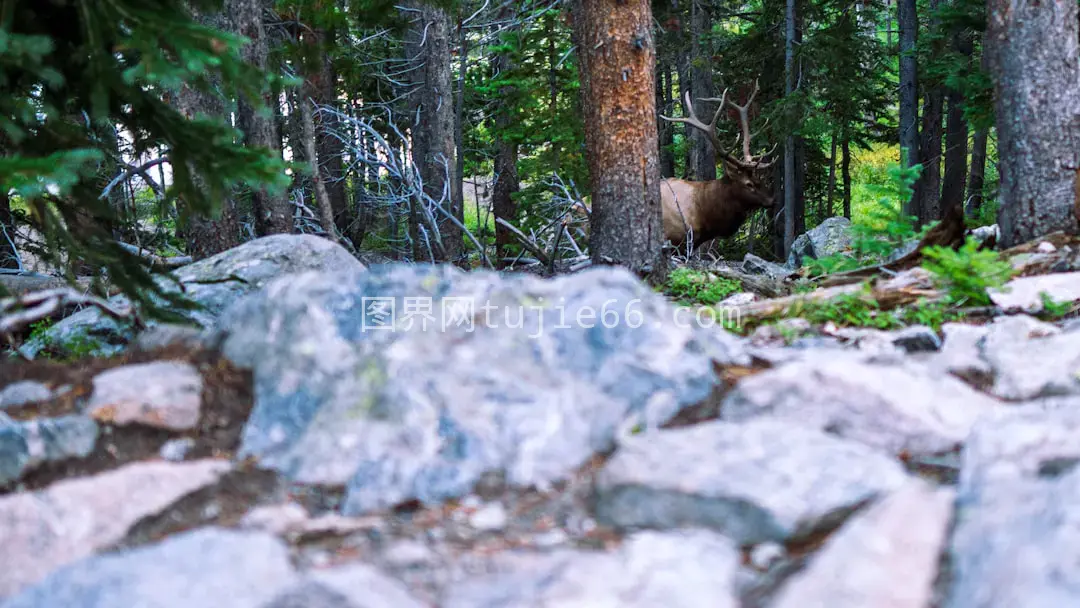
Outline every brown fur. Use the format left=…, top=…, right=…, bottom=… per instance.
left=660, top=162, right=775, bottom=250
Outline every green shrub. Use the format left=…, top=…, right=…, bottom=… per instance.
left=920, top=237, right=1014, bottom=307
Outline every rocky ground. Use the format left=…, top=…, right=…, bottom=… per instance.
left=3, top=229, right=1080, bottom=607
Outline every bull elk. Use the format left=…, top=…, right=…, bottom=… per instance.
left=660, top=80, right=777, bottom=252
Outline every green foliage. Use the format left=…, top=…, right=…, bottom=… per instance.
left=805, top=155, right=925, bottom=276
left=0, top=0, right=289, bottom=319
left=661, top=267, right=741, bottom=306
left=921, top=237, right=1014, bottom=307
left=1037, top=292, right=1075, bottom=320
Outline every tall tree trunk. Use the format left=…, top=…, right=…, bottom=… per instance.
left=403, top=0, right=459, bottom=262
left=0, top=192, right=18, bottom=269
left=228, top=0, right=291, bottom=236
left=897, top=0, right=919, bottom=218
left=677, top=51, right=693, bottom=179
left=572, top=0, right=665, bottom=280
left=174, top=7, right=243, bottom=260
left=965, top=127, right=988, bottom=217
left=453, top=12, right=467, bottom=264
left=657, top=59, right=676, bottom=177
left=688, top=0, right=715, bottom=181
left=309, top=27, right=351, bottom=240
left=917, top=86, right=943, bottom=223
left=914, top=0, right=943, bottom=225
left=826, top=132, right=837, bottom=217
left=547, top=12, right=562, bottom=176
left=986, top=0, right=1080, bottom=247
left=842, top=131, right=852, bottom=219
left=782, top=0, right=797, bottom=255
left=492, top=7, right=520, bottom=266
left=940, top=19, right=973, bottom=218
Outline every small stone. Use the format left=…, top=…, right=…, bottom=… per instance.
left=159, top=438, right=196, bottom=461
left=382, top=539, right=435, bottom=567
left=0, top=381, right=53, bottom=410
left=86, top=361, right=203, bottom=431
left=532, top=529, right=569, bottom=547
left=1037, top=241, right=1057, bottom=253
left=469, top=502, right=508, bottom=531
left=749, top=542, right=785, bottom=570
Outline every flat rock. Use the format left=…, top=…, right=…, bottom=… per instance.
left=932, top=322, right=993, bottom=385
left=980, top=315, right=1080, bottom=400
left=0, top=527, right=296, bottom=608
left=0, top=459, right=231, bottom=598
left=592, top=418, right=909, bottom=545
left=770, top=480, right=955, bottom=608
left=720, top=357, right=1003, bottom=458
left=21, top=234, right=362, bottom=359
left=743, top=253, right=795, bottom=279
left=442, top=529, right=741, bottom=608
left=943, top=407, right=1080, bottom=607
left=86, top=361, right=203, bottom=431
left=0, top=415, right=98, bottom=486
left=217, top=263, right=747, bottom=515
left=264, top=563, right=426, bottom=608
left=0, top=382, right=53, bottom=410
left=989, top=270, right=1080, bottom=313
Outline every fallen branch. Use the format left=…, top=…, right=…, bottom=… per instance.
left=495, top=217, right=553, bottom=268
left=733, top=268, right=941, bottom=323
left=116, top=241, right=192, bottom=270
left=0, top=287, right=143, bottom=337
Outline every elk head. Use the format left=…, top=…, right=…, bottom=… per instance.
left=659, top=80, right=777, bottom=250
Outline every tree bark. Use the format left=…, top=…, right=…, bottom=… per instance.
left=403, top=0, right=460, bottom=262
left=917, top=86, right=943, bottom=223
left=572, top=0, right=665, bottom=280
left=842, top=134, right=852, bottom=219
left=687, top=0, right=715, bottom=181
left=309, top=27, right=351, bottom=240
left=492, top=7, right=520, bottom=266
left=0, top=192, right=18, bottom=270
left=897, top=0, right=919, bottom=218
left=453, top=12, right=467, bottom=264
left=965, top=127, right=988, bottom=216
left=986, top=0, right=1080, bottom=247
left=826, top=132, right=837, bottom=217
left=228, top=0, right=291, bottom=236
left=782, top=0, right=797, bottom=255
left=173, top=7, right=243, bottom=260
left=657, top=59, right=676, bottom=178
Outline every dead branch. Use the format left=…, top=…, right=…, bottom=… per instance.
left=116, top=241, right=192, bottom=270
left=495, top=217, right=552, bottom=267
left=0, top=287, right=143, bottom=341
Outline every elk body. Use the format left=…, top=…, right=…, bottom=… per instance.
left=659, top=82, right=777, bottom=251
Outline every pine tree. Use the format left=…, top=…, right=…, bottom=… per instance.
left=0, top=0, right=289, bottom=316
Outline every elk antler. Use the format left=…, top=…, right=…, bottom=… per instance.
left=663, top=79, right=776, bottom=171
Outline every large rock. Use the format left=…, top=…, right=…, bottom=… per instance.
left=21, top=235, right=362, bottom=358
left=988, top=270, right=1080, bottom=313
left=216, top=263, right=748, bottom=515
left=786, top=216, right=854, bottom=268
left=943, top=407, right=1080, bottom=607
left=770, top=480, right=955, bottom=608
left=441, top=529, right=742, bottom=608
left=720, top=356, right=1003, bottom=458
left=0, top=528, right=296, bottom=608
left=0, top=415, right=98, bottom=486
left=85, top=361, right=203, bottom=431
left=0, top=459, right=232, bottom=599
left=592, top=418, right=909, bottom=545
left=263, top=563, right=427, bottom=608
left=980, top=315, right=1080, bottom=400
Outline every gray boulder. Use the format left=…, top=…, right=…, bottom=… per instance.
left=720, top=356, right=1004, bottom=459
left=216, top=263, right=748, bottom=515
left=592, top=418, right=909, bottom=545
left=442, top=529, right=742, bottom=608
left=0, top=528, right=295, bottom=608
left=786, top=216, right=854, bottom=268
left=943, top=407, right=1080, bottom=607
left=21, top=234, right=362, bottom=359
